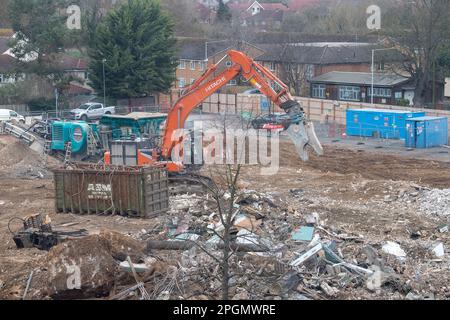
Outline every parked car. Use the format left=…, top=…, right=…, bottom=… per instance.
left=0, top=109, right=26, bottom=123
left=251, top=113, right=299, bottom=131
left=70, top=103, right=115, bottom=121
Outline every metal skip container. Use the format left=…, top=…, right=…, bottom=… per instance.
left=53, top=163, right=169, bottom=218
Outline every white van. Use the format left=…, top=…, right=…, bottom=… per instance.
left=0, top=109, right=26, bottom=123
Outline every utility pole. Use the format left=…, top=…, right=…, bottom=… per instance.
left=55, top=88, right=59, bottom=118
left=102, top=59, right=107, bottom=107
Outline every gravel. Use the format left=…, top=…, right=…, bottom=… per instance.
left=419, top=189, right=450, bottom=217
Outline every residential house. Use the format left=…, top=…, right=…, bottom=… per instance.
left=0, top=54, right=19, bottom=87
left=0, top=37, right=21, bottom=87
left=309, top=71, right=414, bottom=105
left=175, top=38, right=264, bottom=89
left=255, top=42, right=406, bottom=97
left=287, top=0, right=320, bottom=10
left=229, top=1, right=289, bottom=29
left=158, top=38, right=264, bottom=110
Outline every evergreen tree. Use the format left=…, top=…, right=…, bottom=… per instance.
left=88, top=0, right=177, bottom=99
left=216, top=0, right=232, bottom=24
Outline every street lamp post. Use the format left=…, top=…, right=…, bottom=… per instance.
left=102, top=59, right=107, bottom=107
left=55, top=87, right=58, bottom=118
left=371, top=47, right=396, bottom=105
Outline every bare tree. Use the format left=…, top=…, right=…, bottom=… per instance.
left=383, top=0, right=450, bottom=106
left=161, top=0, right=206, bottom=37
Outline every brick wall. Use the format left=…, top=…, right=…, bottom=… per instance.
left=314, top=63, right=371, bottom=76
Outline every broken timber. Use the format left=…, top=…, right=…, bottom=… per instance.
left=146, top=240, right=272, bottom=253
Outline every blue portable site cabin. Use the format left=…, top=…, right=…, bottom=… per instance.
left=346, top=108, right=426, bottom=140
left=405, top=116, right=448, bottom=149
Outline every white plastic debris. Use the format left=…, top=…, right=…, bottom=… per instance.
left=119, top=261, right=151, bottom=273
left=431, top=243, right=445, bottom=257
left=382, top=241, right=407, bottom=258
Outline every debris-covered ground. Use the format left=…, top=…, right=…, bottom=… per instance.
left=0, top=135, right=449, bottom=300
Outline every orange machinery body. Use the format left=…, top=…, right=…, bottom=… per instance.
left=105, top=50, right=305, bottom=172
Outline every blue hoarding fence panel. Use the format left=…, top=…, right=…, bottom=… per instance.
left=346, top=109, right=425, bottom=140
left=405, top=116, right=448, bottom=148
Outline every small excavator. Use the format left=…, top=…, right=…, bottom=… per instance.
left=105, top=50, right=323, bottom=172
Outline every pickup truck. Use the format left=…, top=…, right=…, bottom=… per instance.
left=70, top=103, right=115, bottom=121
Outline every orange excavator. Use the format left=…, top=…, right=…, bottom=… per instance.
left=105, top=50, right=323, bottom=172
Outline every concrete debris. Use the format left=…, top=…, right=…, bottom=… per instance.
left=320, top=282, right=339, bottom=297
left=382, top=241, right=407, bottom=258
left=175, top=233, right=200, bottom=242
left=119, top=259, right=155, bottom=273
left=418, top=189, right=450, bottom=217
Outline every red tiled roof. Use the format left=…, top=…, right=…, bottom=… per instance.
left=67, top=83, right=92, bottom=95
left=0, top=54, right=15, bottom=73
left=288, top=0, right=319, bottom=10
left=55, top=54, right=88, bottom=70
left=257, top=2, right=289, bottom=11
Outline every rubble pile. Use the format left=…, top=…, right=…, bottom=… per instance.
left=0, top=137, right=55, bottom=179
left=0, top=231, right=155, bottom=300
left=419, top=189, right=450, bottom=217
left=133, top=185, right=450, bottom=300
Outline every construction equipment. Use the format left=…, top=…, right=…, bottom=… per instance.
left=2, top=121, right=35, bottom=145
left=49, top=120, right=102, bottom=161
left=105, top=50, right=323, bottom=171
left=10, top=213, right=88, bottom=251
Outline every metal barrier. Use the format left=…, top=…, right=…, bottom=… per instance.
left=2, top=122, right=35, bottom=145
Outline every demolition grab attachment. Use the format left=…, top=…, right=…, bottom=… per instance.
left=281, top=100, right=324, bottom=162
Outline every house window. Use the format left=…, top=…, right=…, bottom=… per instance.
left=312, top=84, right=326, bottom=99
left=178, top=78, right=185, bottom=88
left=190, top=61, right=196, bottom=70
left=339, top=86, right=360, bottom=101
left=269, top=62, right=276, bottom=72
left=179, top=60, right=186, bottom=69
left=199, top=61, right=206, bottom=71
left=377, top=62, right=385, bottom=71
left=228, top=80, right=237, bottom=86
left=395, top=91, right=402, bottom=99
left=368, top=87, right=392, bottom=98
left=190, top=78, right=195, bottom=85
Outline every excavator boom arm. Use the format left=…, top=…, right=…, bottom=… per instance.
left=161, top=50, right=323, bottom=163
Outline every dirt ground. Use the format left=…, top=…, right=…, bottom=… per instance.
left=0, top=135, right=449, bottom=300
